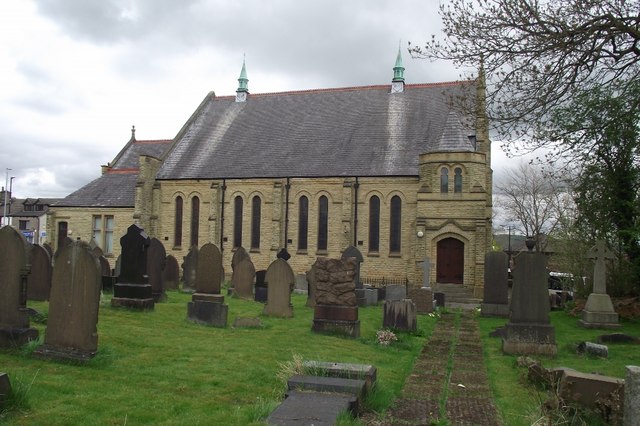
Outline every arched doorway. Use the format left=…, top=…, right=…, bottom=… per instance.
left=436, top=237, right=464, bottom=284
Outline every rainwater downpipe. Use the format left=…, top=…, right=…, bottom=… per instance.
left=220, top=179, right=226, bottom=253
left=353, top=177, right=359, bottom=246
left=284, top=177, right=291, bottom=250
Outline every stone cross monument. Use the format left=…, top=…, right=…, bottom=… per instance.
left=579, top=240, right=620, bottom=329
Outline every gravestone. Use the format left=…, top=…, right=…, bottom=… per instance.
left=147, top=238, right=167, bottom=302
left=294, top=274, right=308, bottom=294
left=422, top=257, right=433, bottom=289
left=114, top=255, right=122, bottom=280
left=263, top=258, right=294, bottom=318
left=187, top=243, right=227, bottom=327
left=111, top=224, right=154, bottom=310
left=0, top=372, right=10, bottom=408
left=33, top=241, right=101, bottom=362
left=163, top=255, right=180, bottom=290
left=579, top=240, right=620, bottom=329
left=231, top=246, right=250, bottom=271
left=341, top=246, right=363, bottom=288
left=42, top=242, right=54, bottom=260
left=624, top=366, right=640, bottom=426
left=26, top=244, right=52, bottom=301
left=408, top=287, right=433, bottom=314
left=182, top=245, right=198, bottom=292
left=383, top=299, right=417, bottom=331
left=311, top=257, right=360, bottom=338
left=502, top=241, right=557, bottom=355
left=232, top=258, right=255, bottom=300
left=0, top=226, right=38, bottom=347
left=89, top=239, right=103, bottom=257
left=385, top=284, right=407, bottom=301
left=306, top=265, right=317, bottom=308
left=481, top=251, right=509, bottom=317
left=254, top=269, right=268, bottom=303
left=98, top=255, right=115, bottom=291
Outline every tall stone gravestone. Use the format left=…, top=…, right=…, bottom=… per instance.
left=111, top=224, right=154, bottom=310
left=42, top=242, right=53, bottom=260
left=0, top=226, right=38, bottom=347
left=33, top=241, right=101, bottom=362
left=408, top=258, right=434, bottom=314
left=254, top=269, right=268, bottom=302
left=579, top=240, right=620, bottom=329
left=263, top=259, right=294, bottom=318
left=305, top=265, right=317, bottom=308
left=481, top=251, right=509, bottom=317
left=187, top=243, right=228, bottom=327
left=147, top=238, right=167, bottom=302
left=163, top=255, right=180, bottom=290
left=502, top=241, right=557, bottom=355
left=312, top=257, right=360, bottom=338
left=231, top=246, right=250, bottom=271
left=26, top=244, right=52, bottom=301
left=232, top=258, right=255, bottom=300
left=181, top=245, right=198, bottom=293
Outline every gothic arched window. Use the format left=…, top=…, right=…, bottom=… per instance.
left=440, top=168, right=449, bottom=193
left=454, top=168, right=463, bottom=193
left=233, top=196, right=243, bottom=248
left=369, top=196, right=380, bottom=252
left=317, top=195, right=328, bottom=251
left=251, top=196, right=261, bottom=250
left=174, top=196, right=183, bottom=247
left=190, top=196, right=200, bottom=247
left=390, top=195, right=402, bottom=253
left=298, top=196, right=309, bottom=251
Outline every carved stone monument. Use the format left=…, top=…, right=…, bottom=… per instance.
left=111, top=224, right=154, bottom=310
left=311, top=257, right=359, bottom=338
left=34, top=241, right=101, bottom=362
left=187, top=243, right=228, bottom=327
left=0, top=227, right=38, bottom=347
left=481, top=251, right=509, bottom=317
left=263, top=258, right=295, bottom=318
left=579, top=240, right=620, bottom=329
left=502, top=240, right=557, bottom=355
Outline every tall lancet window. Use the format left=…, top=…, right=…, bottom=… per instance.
left=233, top=196, right=243, bottom=248
left=317, top=196, right=328, bottom=251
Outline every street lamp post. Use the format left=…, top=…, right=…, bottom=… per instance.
left=3, top=168, right=11, bottom=227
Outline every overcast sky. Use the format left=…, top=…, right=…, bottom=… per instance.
left=0, top=0, right=513, bottom=199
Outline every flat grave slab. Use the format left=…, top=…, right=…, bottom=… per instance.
left=267, top=390, right=356, bottom=426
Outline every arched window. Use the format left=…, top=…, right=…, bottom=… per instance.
left=317, top=195, right=328, bottom=251
left=251, top=196, right=261, bottom=250
left=174, top=196, right=183, bottom=247
left=233, top=196, right=243, bottom=248
left=368, top=195, right=380, bottom=252
left=190, top=196, right=200, bottom=247
left=454, top=168, right=463, bottom=193
left=390, top=195, right=402, bottom=253
left=440, top=168, right=449, bottom=193
left=298, top=196, right=308, bottom=251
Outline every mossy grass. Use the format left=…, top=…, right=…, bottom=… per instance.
left=0, top=291, right=432, bottom=424
left=480, top=310, right=640, bottom=425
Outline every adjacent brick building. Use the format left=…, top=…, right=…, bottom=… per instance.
left=48, top=51, right=493, bottom=296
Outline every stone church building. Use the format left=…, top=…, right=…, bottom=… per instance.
left=48, top=50, right=493, bottom=296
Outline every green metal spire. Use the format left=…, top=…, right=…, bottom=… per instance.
left=237, top=57, right=249, bottom=93
left=392, top=44, right=405, bottom=82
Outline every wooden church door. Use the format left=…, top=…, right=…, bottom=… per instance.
left=436, top=238, right=464, bottom=284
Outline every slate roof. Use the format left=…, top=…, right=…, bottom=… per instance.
left=157, top=81, right=478, bottom=180
left=55, top=139, right=173, bottom=207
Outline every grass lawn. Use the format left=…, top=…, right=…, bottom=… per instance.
left=479, top=310, right=640, bottom=426
left=1, top=291, right=433, bottom=425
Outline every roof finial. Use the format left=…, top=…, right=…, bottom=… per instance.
left=131, top=125, right=136, bottom=140
left=236, top=55, right=249, bottom=102
left=393, top=41, right=405, bottom=82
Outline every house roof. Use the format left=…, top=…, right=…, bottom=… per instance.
left=55, top=139, right=173, bottom=207
left=10, top=198, right=62, bottom=217
left=157, top=81, right=478, bottom=180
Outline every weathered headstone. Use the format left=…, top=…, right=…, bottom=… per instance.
left=502, top=241, right=557, bottom=355
left=182, top=245, right=198, bottom=292
left=89, top=238, right=104, bottom=258
left=98, top=255, right=115, bottom=291
left=231, top=246, right=250, bottom=271
left=263, top=258, right=294, bottom=318
left=26, top=244, right=52, bottom=301
left=579, top=240, right=620, bottom=329
left=187, top=243, right=227, bottom=327
left=0, top=372, right=10, bottom=408
left=0, top=227, right=38, bottom=347
left=422, top=257, right=433, bottom=289
left=341, top=246, right=364, bottom=289
left=147, top=238, right=167, bottom=302
left=254, top=269, right=268, bottom=302
left=42, top=242, right=54, bottom=260
left=305, top=265, right=317, bottom=308
left=111, top=224, right=154, bottom=310
left=383, top=299, right=417, bottom=331
left=114, top=254, right=122, bottom=280
left=385, top=284, right=407, bottom=301
left=408, top=287, right=433, bottom=314
left=624, top=365, right=640, bottom=426
left=33, top=241, right=101, bottom=362
left=481, top=251, right=509, bottom=317
left=311, top=257, right=359, bottom=337
left=163, top=255, right=180, bottom=290
left=232, top=257, right=255, bottom=300
left=294, top=274, right=308, bottom=294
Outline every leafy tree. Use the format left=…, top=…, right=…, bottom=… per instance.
left=494, top=162, right=571, bottom=252
left=410, top=0, right=640, bottom=149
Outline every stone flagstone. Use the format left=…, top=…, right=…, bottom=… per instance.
left=0, top=226, right=38, bottom=347
left=263, top=259, right=294, bottom=318
left=34, top=240, right=101, bottom=362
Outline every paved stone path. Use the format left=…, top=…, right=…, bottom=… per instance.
left=377, top=311, right=501, bottom=425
